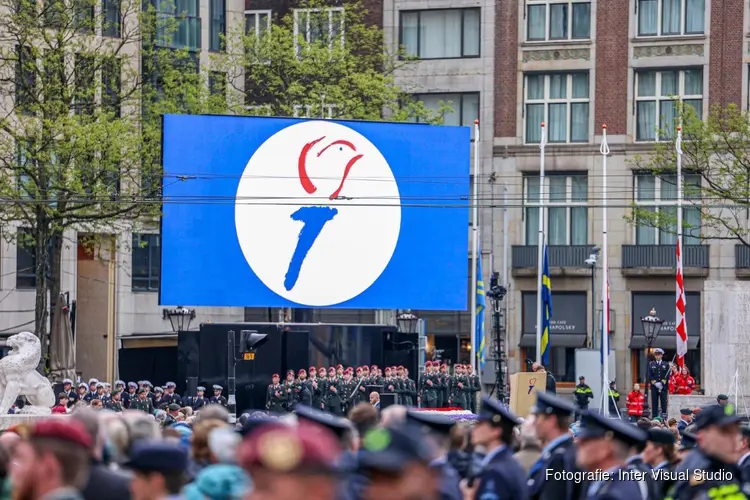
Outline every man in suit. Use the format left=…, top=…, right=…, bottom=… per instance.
left=677, top=408, right=693, bottom=436
left=647, top=348, right=670, bottom=419
left=737, top=424, right=750, bottom=482
left=369, top=391, right=380, bottom=410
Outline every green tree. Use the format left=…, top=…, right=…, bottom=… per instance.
left=217, top=0, right=440, bottom=122
left=628, top=104, right=750, bottom=247
left=0, top=0, right=225, bottom=367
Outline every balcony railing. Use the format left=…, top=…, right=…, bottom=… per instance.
left=512, top=245, right=591, bottom=269
left=621, top=245, right=709, bottom=273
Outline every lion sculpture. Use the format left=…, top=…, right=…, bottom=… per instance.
left=0, top=332, right=55, bottom=415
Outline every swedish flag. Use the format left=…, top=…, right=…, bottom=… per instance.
left=476, top=245, right=486, bottom=371
left=541, top=245, right=552, bottom=366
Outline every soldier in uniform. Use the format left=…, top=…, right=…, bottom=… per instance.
left=266, top=374, right=287, bottom=413
left=340, top=368, right=357, bottom=414
left=325, top=366, right=342, bottom=415
left=450, top=364, right=468, bottom=410
left=123, top=382, right=138, bottom=408
left=164, top=403, right=181, bottom=426
left=84, top=379, right=99, bottom=402
left=354, top=367, right=367, bottom=404
left=575, top=411, right=648, bottom=500
left=460, top=396, right=527, bottom=500
left=210, top=385, right=228, bottom=407
left=163, top=382, right=182, bottom=406
left=647, top=347, right=670, bottom=419
left=467, top=365, right=481, bottom=413
left=141, top=381, right=155, bottom=404
left=421, top=361, right=439, bottom=408
left=77, top=382, right=88, bottom=403
left=101, top=382, right=112, bottom=403
left=437, top=364, right=448, bottom=408
left=309, top=367, right=324, bottom=410
left=131, top=388, right=154, bottom=414
left=643, top=428, right=678, bottom=496
left=404, top=368, right=418, bottom=407
left=395, top=366, right=410, bottom=406
left=190, top=386, right=209, bottom=410
left=106, top=390, right=124, bottom=412
left=61, top=378, right=78, bottom=407
left=114, top=379, right=126, bottom=393
left=666, top=404, right=748, bottom=500
left=527, top=392, right=582, bottom=500
left=295, top=369, right=312, bottom=407
left=677, top=408, right=693, bottom=436
left=152, top=386, right=166, bottom=409
left=336, top=364, right=344, bottom=379
left=573, top=376, right=594, bottom=418
left=370, top=365, right=383, bottom=386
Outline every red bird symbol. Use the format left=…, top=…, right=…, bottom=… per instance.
left=298, top=136, right=364, bottom=200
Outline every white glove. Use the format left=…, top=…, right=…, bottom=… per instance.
left=654, top=382, right=663, bottom=391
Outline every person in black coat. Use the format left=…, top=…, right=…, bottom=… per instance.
left=647, top=347, right=670, bottom=419
left=737, top=424, right=750, bottom=482
left=461, top=396, right=528, bottom=500
left=532, top=363, right=556, bottom=395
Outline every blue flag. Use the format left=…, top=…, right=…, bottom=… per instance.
left=476, top=245, right=486, bottom=371
left=541, top=245, right=552, bottom=366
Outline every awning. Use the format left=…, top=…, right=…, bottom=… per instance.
left=519, top=334, right=587, bottom=348
left=628, top=335, right=699, bottom=350
left=119, top=332, right=178, bottom=349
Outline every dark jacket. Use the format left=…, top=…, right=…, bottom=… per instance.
left=545, top=372, right=557, bottom=394
left=81, top=462, right=131, bottom=500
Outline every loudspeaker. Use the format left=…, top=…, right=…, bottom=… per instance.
left=283, top=330, right=310, bottom=373
left=380, top=393, right=397, bottom=409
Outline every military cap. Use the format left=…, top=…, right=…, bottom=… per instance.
left=327, top=367, right=336, bottom=373
left=137, top=387, right=147, bottom=394
left=406, top=409, right=455, bottom=437
left=647, top=428, right=675, bottom=445
left=154, top=387, right=163, bottom=393
left=63, top=378, right=73, bottom=385
left=694, top=403, right=742, bottom=431
left=96, top=383, right=104, bottom=389
left=126, top=441, right=188, bottom=474
left=78, top=382, right=87, bottom=389
left=298, top=369, right=306, bottom=376
left=143, top=381, right=153, bottom=387
left=356, top=367, right=363, bottom=372
left=138, top=380, right=145, bottom=385
left=318, top=366, right=326, bottom=372
left=197, top=386, right=206, bottom=392
left=114, top=380, right=125, bottom=387
left=29, top=420, right=92, bottom=450
left=345, top=367, right=353, bottom=374
left=128, top=382, right=138, bottom=389
left=357, top=424, right=434, bottom=473
left=653, top=348, right=664, bottom=355
left=309, top=366, right=316, bottom=371
left=384, top=367, right=392, bottom=372
left=295, top=404, right=353, bottom=438
left=425, top=361, right=432, bottom=367
left=532, top=392, right=576, bottom=417
left=213, top=385, right=223, bottom=391
left=287, top=370, right=295, bottom=376
left=680, top=408, right=693, bottom=416
left=362, top=365, right=370, bottom=371
left=718, top=394, right=729, bottom=402
left=336, top=364, right=343, bottom=370
left=370, top=365, right=378, bottom=370
left=577, top=411, right=647, bottom=447
left=165, top=382, right=176, bottom=388
left=680, top=432, right=697, bottom=450
left=167, top=403, right=181, bottom=412
left=477, top=396, right=521, bottom=427
left=88, top=378, right=99, bottom=385
left=112, top=389, right=122, bottom=395
left=398, top=366, right=404, bottom=370
left=238, top=421, right=341, bottom=474
left=103, top=383, right=111, bottom=389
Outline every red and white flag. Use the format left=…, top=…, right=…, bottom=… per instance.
left=675, top=240, right=688, bottom=367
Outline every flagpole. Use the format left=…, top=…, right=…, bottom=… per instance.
left=535, top=122, right=546, bottom=365
left=600, top=124, right=610, bottom=412
left=676, top=125, right=685, bottom=368
left=470, top=120, right=480, bottom=374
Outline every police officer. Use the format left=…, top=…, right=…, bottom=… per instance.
left=61, top=378, right=78, bottom=407
left=575, top=410, right=648, bottom=500
left=528, top=392, right=582, bottom=500
left=210, top=385, right=228, bottom=407
left=666, top=404, right=748, bottom=500
left=461, top=396, right=528, bottom=500
left=163, top=382, right=182, bottom=406
left=573, top=376, right=594, bottom=418
left=190, top=386, right=209, bottom=410
left=647, top=347, right=670, bottom=419
left=406, top=409, right=462, bottom=500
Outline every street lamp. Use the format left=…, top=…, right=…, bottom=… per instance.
left=162, top=306, right=196, bottom=333
left=397, top=310, right=418, bottom=334
left=640, top=307, right=664, bottom=418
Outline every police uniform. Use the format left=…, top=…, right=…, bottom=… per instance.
left=573, top=376, right=594, bottom=416
left=210, top=385, right=228, bottom=407
left=527, top=392, right=583, bottom=500
left=471, top=396, right=529, bottom=500
left=666, top=404, right=748, bottom=500
left=577, top=411, right=648, bottom=500
left=647, top=348, right=670, bottom=419
left=406, top=410, right=462, bottom=500
left=191, top=386, right=209, bottom=410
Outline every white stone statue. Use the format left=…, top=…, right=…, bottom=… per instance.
left=0, top=332, right=55, bottom=415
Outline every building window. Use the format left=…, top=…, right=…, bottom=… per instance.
left=637, top=0, right=705, bottom=36
left=15, top=45, right=35, bottom=115
left=132, top=233, right=160, bottom=291
left=209, top=0, right=225, bottom=51
left=245, top=9, right=271, bottom=36
left=525, top=73, right=589, bottom=144
left=209, top=71, right=227, bottom=110
left=74, top=54, right=95, bottom=116
left=74, top=0, right=94, bottom=32
left=413, top=92, right=479, bottom=139
left=522, top=347, right=576, bottom=382
left=293, top=103, right=337, bottom=118
left=635, top=69, right=702, bottom=142
left=153, top=0, right=201, bottom=51
left=526, top=1, right=590, bottom=41
left=102, top=0, right=120, bottom=37
left=293, top=8, right=344, bottom=56
left=524, top=174, right=588, bottom=246
left=400, top=8, right=480, bottom=59
left=634, top=173, right=702, bottom=245
left=102, top=57, right=121, bottom=117
left=16, top=228, right=36, bottom=289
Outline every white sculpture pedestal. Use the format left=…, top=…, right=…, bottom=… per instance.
left=0, top=332, right=56, bottom=417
